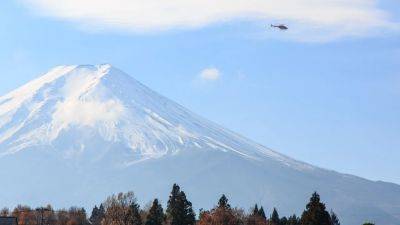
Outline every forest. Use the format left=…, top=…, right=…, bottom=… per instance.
left=0, top=184, right=374, bottom=225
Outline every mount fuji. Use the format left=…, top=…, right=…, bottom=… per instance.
left=0, top=65, right=399, bottom=225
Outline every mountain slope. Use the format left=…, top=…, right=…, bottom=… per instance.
left=0, top=65, right=399, bottom=225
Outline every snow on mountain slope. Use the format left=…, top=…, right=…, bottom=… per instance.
left=0, top=65, right=399, bottom=225
left=0, top=64, right=309, bottom=168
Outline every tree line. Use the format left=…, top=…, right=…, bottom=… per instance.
left=1, top=184, right=374, bottom=225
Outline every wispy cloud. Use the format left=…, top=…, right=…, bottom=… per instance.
left=199, top=68, right=221, bottom=81
left=21, top=0, right=398, bottom=41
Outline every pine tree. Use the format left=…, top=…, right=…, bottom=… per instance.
left=198, top=195, right=241, bottom=225
left=90, top=205, right=100, bottom=225
left=166, top=184, right=196, bottom=225
left=258, top=207, right=266, bottom=220
left=90, top=205, right=105, bottom=225
left=166, top=184, right=182, bottom=225
left=99, top=204, right=105, bottom=215
left=252, top=204, right=259, bottom=216
left=181, top=192, right=196, bottom=225
left=287, top=215, right=300, bottom=225
left=247, top=204, right=266, bottom=225
left=125, top=202, right=142, bottom=225
left=300, top=192, right=332, bottom=225
left=280, top=217, right=288, bottom=225
left=270, top=208, right=280, bottom=225
left=218, top=195, right=231, bottom=209
left=330, top=211, right=340, bottom=225
left=145, top=199, right=164, bottom=225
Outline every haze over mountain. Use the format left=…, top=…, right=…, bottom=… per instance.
left=0, top=65, right=399, bottom=225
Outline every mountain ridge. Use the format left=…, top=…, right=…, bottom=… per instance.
left=0, top=64, right=311, bottom=170
left=0, top=64, right=399, bottom=225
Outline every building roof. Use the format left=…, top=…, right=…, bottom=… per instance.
left=0, top=217, right=18, bottom=225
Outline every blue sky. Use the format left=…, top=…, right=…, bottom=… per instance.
left=1, top=0, right=400, bottom=184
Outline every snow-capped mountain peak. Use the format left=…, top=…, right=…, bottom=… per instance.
left=0, top=64, right=307, bottom=169
left=1, top=65, right=400, bottom=225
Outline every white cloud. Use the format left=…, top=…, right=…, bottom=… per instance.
left=52, top=98, right=124, bottom=129
left=21, top=0, right=398, bottom=41
left=199, top=68, right=220, bottom=81
left=48, top=67, right=126, bottom=140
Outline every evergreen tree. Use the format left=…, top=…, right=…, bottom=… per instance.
left=90, top=205, right=99, bottom=225
left=198, top=195, right=241, bottom=225
left=330, top=211, right=340, bottom=225
left=98, top=204, right=106, bottom=218
left=167, top=184, right=182, bottom=225
left=218, top=195, right=231, bottom=209
left=270, top=208, right=280, bottom=225
left=166, top=184, right=196, bottom=225
left=287, top=215, right=300, bottom=225
left=90, top=205, right=105, bottom=225
left=258, top=207, right=266, bottom=220
left=125, top=202, right=142, bottom=225
left=99, top=204, right=105, bottom=220
left=280, top=217, right=288, bottom=225
left=252, top=204, right=259, bottom=216
left=300, top=192, right=331, bottom=225
left=145, top=199, right=164, bottom=225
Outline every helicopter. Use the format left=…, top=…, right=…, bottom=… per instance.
left=270, top=24, right=288, bottom=30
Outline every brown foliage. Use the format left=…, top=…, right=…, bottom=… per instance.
left=198, top=207, right=245, bottom=225
left=10, top=205, right=87, bottom=225
left=102, top=192, right=140, bottom=225
left=246, top=215, right=268, bottom=225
